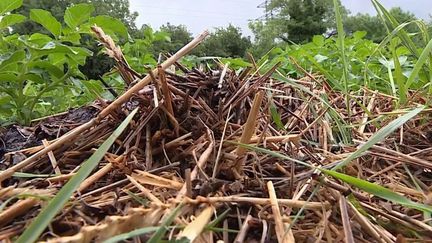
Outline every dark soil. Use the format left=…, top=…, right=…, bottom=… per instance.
left=0, top=106, right=99, bottom=163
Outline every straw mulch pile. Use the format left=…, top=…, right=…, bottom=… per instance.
left=0, top=27, right=431, bottom=243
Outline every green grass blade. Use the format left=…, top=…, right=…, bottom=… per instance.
left=227, top=142, right=313, bottom=169
left=405, top=38, right=432, bottom=90
left=333, top=0, right=350, bottom=114
left=16, top=108, right=138, bottom=243
left=270, top=101, right=284, bottom=130
left=364, top=20, right=420, bottom=87
left=333, top=106, right=424, bottom=171
left=230, top=141, right=432, bottom=213
left=276, top=73, right=351, bottom=144
left=11, top=172, right=56, bottom=178
left=321, top=169, right=432, bottom=213
left=125, top=190, right=149, bottom=206
left=206, top=208, right=230, bottom=229
left=0, top=196, right=16, bottom=213
left=147, top=203, right=184, bottom=243
left=333, top=106, right=425, bottom=170
left=379, top=56, right=396, bottom=98
left=103, top=227, right=161, bottom=243
left=371, top=0, right=419, bottom=58
left=389, top=41, right=406, bottom=103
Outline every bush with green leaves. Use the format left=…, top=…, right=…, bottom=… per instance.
left=262, top=31, right=392, bottom=91
left=123, top=25, right=170, bottom=74
left=254, top=0, right=432, bottom=106
left=0, top=0, right=167, bottom=125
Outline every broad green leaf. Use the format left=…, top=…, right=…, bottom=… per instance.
left=333, top=106, right=424, bottom=170
left=143, top=26, right=154, bottom=40
left=0, top=0, right=22, bottom=15
left=60, top=31, right=82, bottom=45
left=89, top=15, right=128, bottom=39
left=312, top=35, right=324, bottom=46
left=16, top=108, right=138, bottom=243
left=21, top=73, right=45, bottom=84
left=29, top=9, right=62, bottom=38
left=314, top=54, right=328, bottom=63
left=220, top=58, right=252, bottom=68
left=0, top=50, right=25, bottom=71
left=322, top=169, right=432, bottom=213
left=304, top=53, right=342, bottom=90
left=0, top=50, right=25, bottom=63
left=27, top=33, right=53, bottom=46
left=0, top=14, right=26, bottom=29
left=48, top=53, right=67, bottom=66
left=22, top=40, right=86, bottom=58
left=64, top=3, right=94, bottom=29
left=154, top=31, right=171, bottom=42
left=353, top=31, right=367, bottom=40
left=29, top=61, right=64, bottom=78
left=0, top=73, right=19, bottom=85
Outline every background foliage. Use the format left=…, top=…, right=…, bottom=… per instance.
left=2, top=0, right=432, bottom=125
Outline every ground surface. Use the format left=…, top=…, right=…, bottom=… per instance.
left=0, top=29, right=431, bottom=243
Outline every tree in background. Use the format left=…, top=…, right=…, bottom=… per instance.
left=11, top=0, right=138, bottom=86
left=344, top=7, right=417, bottom=42
left=151, top=23, right=193, bottom=54
left=277, top=0, right=328, bottom=43
left=249, top=0, right=348, bottom=56
left=197, top=24, right=252, bottom=57
left=149, top=23, right=252, bottom=58
left=250, top=0, right=346, bottom=44
left=248, top=19, right=282, bottom=57
left=12, top=0, right=138, bottom=35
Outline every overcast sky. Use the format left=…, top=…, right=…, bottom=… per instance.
left=129, top=0, right=432, bottom=37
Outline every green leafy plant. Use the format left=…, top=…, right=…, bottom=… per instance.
left=0, top=1, right=167, bottom=125
left=0, top=2, right=99, bottom=124
left=253, top=0, right=432, bottom=108
left=122, top=25, right=170, bottom=73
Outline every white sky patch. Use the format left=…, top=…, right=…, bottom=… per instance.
left=129, top=0, right=432, bottom=36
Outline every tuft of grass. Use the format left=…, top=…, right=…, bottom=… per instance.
left=369, top=0, right=432, bottom=104
left=16, top=108, right=138, bottom=243
left=276, top=73, right=352, bottom=144
left=234, top=141, right=432, bottom=214
left=332, top=105, right=424, bottom=170
left=229, top=105, right=431, bottom=213
left=333, top=0, right=351, bottom=115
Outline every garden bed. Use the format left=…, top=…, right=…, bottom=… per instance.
left=1, top=27, right=432, bottom=243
